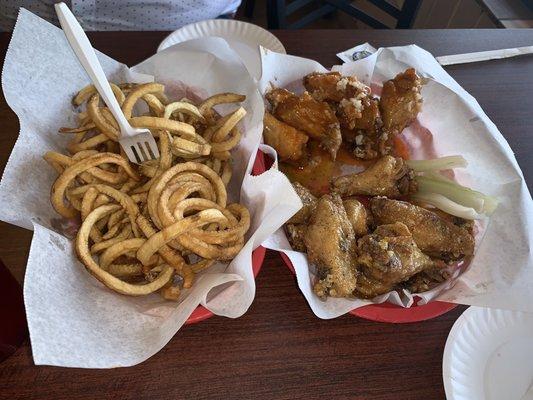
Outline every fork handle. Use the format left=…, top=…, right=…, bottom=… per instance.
left=55, top=3, right=134, bottom=138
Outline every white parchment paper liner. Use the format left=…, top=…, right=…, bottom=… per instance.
left=0, top=9, right=300, bottom=368
left=259, top=45, right=533, bottom=318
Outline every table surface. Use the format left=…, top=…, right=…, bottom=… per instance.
left=0, top=29, right=532, bottom=400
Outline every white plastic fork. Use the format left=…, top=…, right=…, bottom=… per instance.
left=55, top=2, right=159, bottom=163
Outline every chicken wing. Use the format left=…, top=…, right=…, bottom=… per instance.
left=401, top=265, right=451, bottom=293
left=304, top=71, right=345, bottom=102
left=288, top=182, right=318, bottom=224
left=304, top=71, right=378, bottom=136
left=331, top=156, right=417, bottom=198
left=341, top=96, right=385, bottom=160
left=305, top=194, right=358, bottom=298
left=370, top=197, right=475, bottom=261
left=433, top=209, right=475, bottom=235
left=304, top=71, right=369, bottom=103
left=379, top=68, right=422, bottom=135
left=266, top=88, right=341, bottom=159
left=285, top=224, right=307, bottom=252
left=355, top=222, right=440, bottom=298
left=263, top=112, right=309, bottom=162
left=343, top=198, right=369, bottom=238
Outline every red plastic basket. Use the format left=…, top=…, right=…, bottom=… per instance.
left=185, top=150, right=267, bottom=324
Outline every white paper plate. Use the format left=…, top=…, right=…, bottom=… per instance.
left=443, top=307, right=533, bottom=400
left=157, top=19, right=286, bottom=80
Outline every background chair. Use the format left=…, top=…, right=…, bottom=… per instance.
left=244, top=0, right=421, bottom=29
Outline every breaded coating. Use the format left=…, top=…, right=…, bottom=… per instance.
left=370, top=197, right=475, bottom=261
left=285, top=224, right=307, bottom=252
left=288, top=182, right=318, bottom=224
left=305, top=194, right=358, bottom=298
left=401, top=265, right=451, bottom=293
left=343, top=198, right=369, bottom=238
left=355, top=222, right=440, bottom=298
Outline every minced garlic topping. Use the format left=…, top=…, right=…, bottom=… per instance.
left=336, top=77, right=349, bottom=91
left=340, top=97, right=363, bottom=113
left=336, top=77, right=369, bottom=93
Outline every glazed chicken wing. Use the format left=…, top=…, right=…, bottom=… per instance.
left=331, top=156, right=417, bottom=198
left=266, top=88, right=341, bottom=159
left=288, top=182, right=318, bottom=224
left=370, top=197, right=475, bottom=261
left=379, top=68, right=422, bottom=135
left=305, top=72, right=385, bottom=160
left=263, top=112, right=309, bottom=162
left=304, top=71, right=376, bottom=133
left=305, top=194, right=358, bottom=298
left=341, top=96, right=384, bottom=160
left=355, top=222, right=440, bottom=298
left=343, top=198, right=369, bottom=238
left=304, top=71, right=368, bottom=103
left=304, top=72, right=346, bottom=102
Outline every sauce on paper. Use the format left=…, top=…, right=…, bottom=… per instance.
left=336, top=146, right=372, bottom=167
left=280, top=142, right=336, bottom=196
left=280, top=136, right=411, bottom=197
left=393, top=135, right=410, bottom=160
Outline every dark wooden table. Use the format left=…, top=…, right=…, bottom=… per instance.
left=0, top=29, right=532, bottom=400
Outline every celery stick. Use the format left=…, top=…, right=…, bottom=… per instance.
left=482, top=195, right=499, bottom=214
left=407, top=155, right=467, bottom=172
left=416, top=175, right=485, bottom=212
left=411, top=192, right=483, bottom=220
left=416, top=174, right=499, bottom=215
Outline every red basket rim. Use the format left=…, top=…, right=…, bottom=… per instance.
left=185, top=150, right=267, bottom=324
left=279, top=252, right=457, bottom=323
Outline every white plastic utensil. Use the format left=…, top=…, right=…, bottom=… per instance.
left=336, top=43, right=533, bottom=66
left=54, top=2, right=159, bottom=163
left=435, top=46, right=533, bottom=66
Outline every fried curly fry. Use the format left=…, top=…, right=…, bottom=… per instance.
left=199, top=93, right=246, bottom=123
left=76, top=204, right=174, bottom=295
left=45, top=81, right=250, bottom=301
left=73, top=82, right=125, bottom=107
left=51, top=153, right=139, bottom=218
left=122, top=83, right=165, bottom=119
left=137, top=209, right=227, bottom=265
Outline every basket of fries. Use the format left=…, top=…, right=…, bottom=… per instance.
left=0, top=10, right=299, bottom=368
left=47, top=83, right=257, bottom=301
